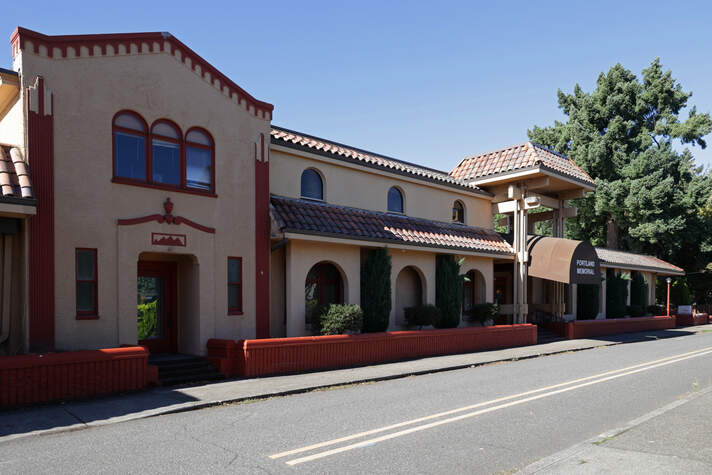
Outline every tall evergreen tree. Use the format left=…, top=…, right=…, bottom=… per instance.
left=528, top=59, right=712, bottom=271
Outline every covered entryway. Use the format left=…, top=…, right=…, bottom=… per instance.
left=137, top=261, right=178, bottom=353
left=395, top=266, right=423, bottom=326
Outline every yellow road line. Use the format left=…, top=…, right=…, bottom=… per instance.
left=270, top=346, right=712, bottom=461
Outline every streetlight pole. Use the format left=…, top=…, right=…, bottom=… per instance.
left=666, top=277, right=672, bottom=317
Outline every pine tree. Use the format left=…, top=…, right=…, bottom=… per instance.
left=360, top=247, right=392, bottom=332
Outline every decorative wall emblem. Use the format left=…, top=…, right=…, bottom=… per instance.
left=117, top=197, right=215, bottom=234
left=152, top=232, right=186, bottom=247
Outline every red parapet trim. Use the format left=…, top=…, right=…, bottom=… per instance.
left=10, top=27, right=274, bottom=118
left=234, top=324, right=537, bottom=377
left=0, top=346, right=155, bottom=407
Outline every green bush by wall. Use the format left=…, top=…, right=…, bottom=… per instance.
left=404, top=304, right=441, bottom=329
left=319, top=304, right=364, bottom=335
left=434, top=255, right=462, bottom=328
left=576, top=284, right=599, bottom=320
left=137, top=300, right=158, bottom=340
left=630, top=272, right=648, bottom=309
left=606, top=271, right=629, bottom=319
left=360, top=247, right=392, bottom=333
left=464, top=303, right=500, bottom=324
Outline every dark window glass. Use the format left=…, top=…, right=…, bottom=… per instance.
left=387, top=187, right=403, bottom=213
left=76, top=249, right=97, bottom=316
left=453, top=201, right=464, bottom=223
left=228, top=258, right=242, bottom=313
left=152, top=139, right=180, bottom=185
left=301, top=169, right=323, bottom=200
left=186, top=146, right=211, bottom=190
left=115, top=132, right=146, bottom=180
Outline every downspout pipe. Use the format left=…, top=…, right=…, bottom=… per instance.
left=271, top=238, right=289, bottom=252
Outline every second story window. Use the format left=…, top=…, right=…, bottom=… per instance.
left=453, top=200, right=465, bottom=223
left=114, top=111, right=147, bottom=181
left=112, top=111, right=215, bottom=195
left=387, top=186, right=404, bottom=213
left=301, top=169, right=323, bottom=200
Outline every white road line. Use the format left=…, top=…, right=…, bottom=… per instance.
left=269, top=346, right=712, bottom=460
left=283, top=347, right=712, bottom=466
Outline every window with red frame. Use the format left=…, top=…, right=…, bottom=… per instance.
left=76, top=249, right=98, bottom=318
left=112, top=112, right=215, bottom=194
left=228, top=257, right=242, bottom=314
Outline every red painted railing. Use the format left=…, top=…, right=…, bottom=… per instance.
left=550, top=316, right=676, bottom=340
left=0, top=346, right=158, bottom=407
left=207, top=325, right=537, bottom=378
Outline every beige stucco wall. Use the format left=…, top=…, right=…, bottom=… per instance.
left=284, top=239, right=361, bottom=337
left=17, top=46, right=270, bottom=351
left=0, top=94, right=23, bottom=148
left=270, top=148, right=493, bottom=229
left=270, top=245, right=286, bottom=338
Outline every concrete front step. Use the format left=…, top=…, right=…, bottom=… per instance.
left=149, top=354, right=226, bottom=386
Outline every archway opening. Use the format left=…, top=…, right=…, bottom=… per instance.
left=462, top=269, right=486, bottom=318
left=395, top=266, right=423, bottom=326
left=305, top=262, right=343, bottom=331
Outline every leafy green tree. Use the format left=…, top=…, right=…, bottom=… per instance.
left=434, top=255, right=462, bottom=328
left=529, top=59, right=712, bottom=271
left=360, top=247, right=392, bottom=332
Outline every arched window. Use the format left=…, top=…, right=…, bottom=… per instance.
left=387, top=186, right=404, bottom=213
left=452, top=200, right=465, bottom=223
left=462, top=269, right=486, bottom=316
left=185, top=128, right=214, bottom=192
left=113, top=111, right=147, bottom=181
left=301, top=169, right=323, bottom=200
left=151, top=120, right=181, bottom=186
left=305, top=262, right=343, bottom=330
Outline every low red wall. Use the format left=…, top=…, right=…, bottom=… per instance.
left=550, top=316, right=676, bottom=340
left=229, top=325, right=536, bottom=378
left=0, top=346, right=157, bottom=408
left=676, top=313, right=708, bottom=327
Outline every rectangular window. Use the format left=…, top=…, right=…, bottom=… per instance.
left=76, top=249, right=98, bottom=318
left=152, top=139, right=181, bottom=185
left=228, top=257, right=242, bottom=314
left=115, top=132, right=146, bottom=181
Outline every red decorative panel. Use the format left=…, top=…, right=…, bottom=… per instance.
left=231, top=325, right=537, bottom=378
left=151, top=232, right=186, bottom=247
left=550, top=316, right=676, bottom=340
left=117, top=198, right=215, bottom=234
left=254, top=133, right=270, bottom=338
left=0, top=346, right=157, bottom=408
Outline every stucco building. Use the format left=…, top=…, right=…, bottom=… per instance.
left=0, top=27, right=684, bottom=357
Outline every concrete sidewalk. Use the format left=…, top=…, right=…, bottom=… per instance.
left=1, top=324, right=710, bottom=444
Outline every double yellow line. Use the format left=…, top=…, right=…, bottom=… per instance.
left=269, top=346, right=712, bottom=466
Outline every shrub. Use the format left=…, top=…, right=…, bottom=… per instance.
left=137, top=301, right=157, bottom=340
left=647, top=304, right=666, bottom=316
left=576, top=284, right=600, bottom=320
left=606, top=271, right=629, bottom=319
left=404, top=304, right=441, bottom=329
left=671, top=279, right=691, bottom=306
left=307, top=303, right=329, bottom=335
left=465, top=303, right=500, bottom=324
left=630, top=272, right=648, bottom=308
left=627, top=305, right=645, bottom=317
left=319, top=304, right=363, bottom=335
left=434, top=255, right=462, bottom=328
left=361, top=248, right=392, bottom=333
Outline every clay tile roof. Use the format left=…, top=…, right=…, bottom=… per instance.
left=0, top=145, right=34, bottom=202
left=271, top=195, right=514, bottom=255
left=595, top=248, right=684, bottom=275
left=450, top=142, right=595, bottom=186
left=271, top=126, right=489, bottom=195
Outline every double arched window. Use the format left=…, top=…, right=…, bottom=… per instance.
left=301, top=168, right=324, bottom=200
left=387, top=186, right=404, bottom=213
left=113, top=111, right=215, bottom=194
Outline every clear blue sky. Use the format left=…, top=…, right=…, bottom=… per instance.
left=4, top=1, right=712, bottom=171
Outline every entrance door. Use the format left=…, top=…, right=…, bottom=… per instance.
left=137, top=261, right=177, bottom=353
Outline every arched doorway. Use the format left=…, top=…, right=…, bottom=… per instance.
left=305, top=262, right=343, bottom=330
left=462, top=269, right=486, bottom=318
left=395, top=266, right=423, bottom=325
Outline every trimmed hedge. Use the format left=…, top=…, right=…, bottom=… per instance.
left=630, top=272, right=648, bottom=309
left=465, top=303, right=500, bottom=324
left=576, top=284, right=600, bottom=320
left=404, top=304, right=441, bottom=329
left=319, top=304, right=364, bottom=335
left=606, top=271, right=629, bottom=319
left=361, top=248, right=392, bottom=333
left=434, top=255, right=462, bottom=329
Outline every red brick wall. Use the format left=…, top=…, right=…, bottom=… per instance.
left=551, top=316, right=676, bottom=340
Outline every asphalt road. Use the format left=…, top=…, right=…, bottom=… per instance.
left=3, top=332, right=712, bottom=474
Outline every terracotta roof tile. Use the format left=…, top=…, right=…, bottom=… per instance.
left=595, top=248, right=684, bottom=275
left=271, top=126, right=488, bottom=195
left=0, top=145, right=33, bottom=201
left=450, top=142, right=595, bottom=186
left=271, top=195, right=514, bottom=255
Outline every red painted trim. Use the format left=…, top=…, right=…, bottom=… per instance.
left=75, top=248, right=98, bottom=318
left=112, top=110, right=149, bottom=182
left=233, top=325, right=537, bottom=378
left=111, top=177, right=217, bottom=197
left=10, top=27, right=274, bottom=118
left=0, top=346, right=156, bottom=407
left=151, top=232, right=187, bottom=247
left=27, top=76, right=55, bottom=352
left=185, top=126, right=215, bottom=194
left=227, top=256, right=243, bottom=314
left=117, top=213, right=216, bottom=233
left=138, top=261, right=178, bottom=353
left=254, top=133, right=270, bottom=338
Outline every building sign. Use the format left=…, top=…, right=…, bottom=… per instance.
left=151, top=232, right=186, bottom=247
left=527, top=236, right=601, bottom=285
